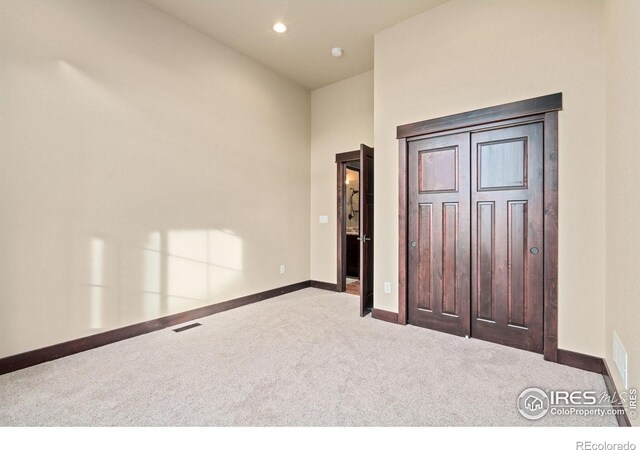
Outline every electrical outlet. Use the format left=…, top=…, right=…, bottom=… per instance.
left=613, top=331, right=628, bottom=389
left=384, top=282, right=391, bottom=294
left=319, top=215, right=329, bottom=224
left=280, top=265, right=286, bottom=274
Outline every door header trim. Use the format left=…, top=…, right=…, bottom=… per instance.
left=396, top=93, right=562, bottom=139
left=335, top=150, right=360, bottom=163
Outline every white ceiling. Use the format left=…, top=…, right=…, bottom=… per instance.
left=143, top=0, right=448, bottom=89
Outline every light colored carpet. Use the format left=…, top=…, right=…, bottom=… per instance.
left=0, top=288, right=616, bottom=426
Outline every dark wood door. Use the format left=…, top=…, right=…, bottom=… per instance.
left=470, top=123, right=544, bottom=353
left=407, top=133, right=471, bottom=336
left=359, top=144, right=374, bottom=316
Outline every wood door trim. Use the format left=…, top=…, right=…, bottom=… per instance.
left=336, top=150, right=361, bottom=293
left=397, top=94, right=561, bottom=361
left=397, top=93, right=562, bottom=139
left=398, top=138, right=408, bottom=325
left=405, top=114, right=545, bottom=142
left=337, top=161, right=347, bottom=292
left=335, top=150, right=360, bottom=163
left=372, top=308, right=399, bottom=324
left=543, top=111, right=559, bottom=362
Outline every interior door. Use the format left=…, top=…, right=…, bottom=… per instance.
left=470, top=123, right=544, bottom=353
left=407, top=133, right=471, bottom=336
left=359, top=144, right=374, bottom=316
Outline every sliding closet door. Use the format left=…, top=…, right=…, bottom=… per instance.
left=407, top=133, right=470, bottom=337
left=470, top=123, right=544, bottom=353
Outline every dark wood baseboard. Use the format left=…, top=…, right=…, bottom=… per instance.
left=309, top=280, right=338, bottom=292
left=0, top=281, right=311, bottom=376
left=371, top=308, right=399, bottom=324
left=556, top=349, right=605, bottom=374
left=602, top=360, right=632, bottom=427
left=556, top=349, right=632, bottom=427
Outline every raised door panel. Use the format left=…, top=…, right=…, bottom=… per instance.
left=507, top=201, right=527, bottom=328
left=417, top=203, right=433, bottom=311
left=441, top=203, right=458, bottom=315
left=476, top=201, right=495, bottom=321
left=419, top=147, right=458, bottom=192
left=478, top=139, right=526, bottom=190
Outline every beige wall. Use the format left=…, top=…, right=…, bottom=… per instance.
left=0, top=0, right=310, bottom=358
left=374, top=0, right=607, bottom=356
left=310, top=71, right=373, bottom=284
left=605, top=0, right=640, bottom=426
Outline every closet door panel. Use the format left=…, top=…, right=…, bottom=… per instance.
left=408, top=133, right=470, bottom=337
left=471, top=123, right=544, bottom=353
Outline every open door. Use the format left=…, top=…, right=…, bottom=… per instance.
left=359, top=144, right=374, bottom=316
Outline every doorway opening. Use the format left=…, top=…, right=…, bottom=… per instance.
left=336, top=144, right=374, bottom=317
left=344, top=162, right=361, bottom=295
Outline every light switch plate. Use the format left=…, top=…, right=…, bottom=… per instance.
left=319, top=215, right=329, bottom=224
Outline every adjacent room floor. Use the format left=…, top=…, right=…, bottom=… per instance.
left=0, top=288, right=616, bottom=426
left=346, top=278, right=360, bottom=295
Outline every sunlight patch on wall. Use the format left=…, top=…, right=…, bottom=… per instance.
left=167, top=230, right=208, bottom=262
left=208, top=230, right=242, bottom=271
left=141, top=229, right=243, bottom=315
left=143, top=248, right=162, bottom=319
left=167, top=255, right=209, bottom=300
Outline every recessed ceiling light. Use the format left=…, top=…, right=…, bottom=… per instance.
left=331, top=47, right=344, bottom=58
left=273, top=22, right=287, bottom=33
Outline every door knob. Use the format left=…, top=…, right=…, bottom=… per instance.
left=358, top=234, right=371, bottom=242
left=530, top=247, right=540, bottom=255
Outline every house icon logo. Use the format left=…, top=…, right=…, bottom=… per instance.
left=525, top=395, right=543, bottom=411
left=517, top=388, right=550, bottom=420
